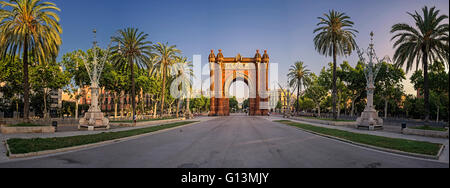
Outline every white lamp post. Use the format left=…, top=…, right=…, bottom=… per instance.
left=356, top=32, right=390, bottom=131
left=78, top=29, right=111, bottom=131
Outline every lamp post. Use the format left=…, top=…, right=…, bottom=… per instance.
left=356, top=32, right=389, bottom=131
left=78, top=29, right=111, bottom=131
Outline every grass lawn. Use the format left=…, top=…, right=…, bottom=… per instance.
left=301, top=116, right=355, bottom=122
left=410, top=125, right=448, bottom=132
left=275, top=120, right=442, bottom=156
left=6, top=123, right=48, bottom=127
left=110, top=117, right=178, bottom=123
left=7, top=121, right=197, bottom=155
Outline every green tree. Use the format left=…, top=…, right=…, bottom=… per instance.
left=0, top=55, right=23, bottom=115
left=135, top=72, right=151, bottom=116
left=304, top=73, right=328, bottom=116
left=391, top=6, right=449, bottom=122
left=191, top=96, right=205, bottom=113
left=171, top=56, right=193, bottom=118
left=313, top=10, right=358, bottom=120
left=340, top=61, right=367, bottom=116
left=111, top=28, right=153, bottom=121
left=411, top=62, right=449, bottom=121
left=300, top=97, right=316, bottom=112
left=288, top=61, right=310, bottom=115
left=243, top=99, right=250, bottom=110
left=318, top=63, right=346, bottom=117
left=30, top=61, right=69, bottom=118
left=0, top=0, right=62, bottom=119
left=61, top=49, right=98, bottom=119
left=100, top=61, right=128, bottom=118
left=375, top=62, right=406, bottom=118
left=229, top=96, right=239, bottom=113
left=153, top=42, right=181, bottom=116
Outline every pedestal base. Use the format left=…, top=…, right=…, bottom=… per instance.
left=186, top=113, right=194, bottom=119
left=357, top=109, right=383, bottom=131
left=79, top=111, right=110, bottom=131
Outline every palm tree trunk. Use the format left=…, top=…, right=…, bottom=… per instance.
left=317, top=104, right=321, bottom=117
left=153, top=101, right=158, bottom=118
left=337, top=93, right=341, bottom=118
left=129, top=56, right=136, bottom=121
left=436, top=104, right=440, bottom=122
left=176, top=99, right=180, bottom=118
left=43, top=89, right=47, bottom=119
left=297, top=79, right=300, bottom=116
left=423, top=51, right=430, bottom=122
left=114, top=92, right=118, bottom=119
left=120, top=91, right=124, bottom=118
left=160, top=64, right=167, bottom=117
left=22, top=37, right=30, bottom=120
left=75, top=99, right=79, bottom=119
left=75, top=83, right=82, bottom=119
left=385, top=98, right=388, bottom=119
left=15, top=100, right=19, bottom=119
left=332, top=43, right=338, bottom=120
left=186, top=96, right=191, bottom=118
left=140, top=88, right=144, bottom=118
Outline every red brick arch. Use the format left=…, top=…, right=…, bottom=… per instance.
left=209, top=49, right=270, bottom=116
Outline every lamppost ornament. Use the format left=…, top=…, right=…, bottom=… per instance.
left=356, top=32, right=390, bottom=131
left=78, top=29, right=112, bottom=131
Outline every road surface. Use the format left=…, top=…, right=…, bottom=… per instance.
left=0, top=116, right=448, bottom=168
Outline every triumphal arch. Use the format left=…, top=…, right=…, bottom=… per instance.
left=209, top=49, right=270, bottom=116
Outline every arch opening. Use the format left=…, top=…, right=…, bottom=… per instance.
left=228, top=79, right=250, bottom=114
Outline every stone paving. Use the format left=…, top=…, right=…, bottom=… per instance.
left=268, top=116, right=449, bottom=163
left=0, top=116, right=216, bottom=163
left=0, top=116, right=449, bottom=167
left=0, top=115, right=447, bottom=168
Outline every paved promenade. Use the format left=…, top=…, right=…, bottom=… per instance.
left=272, top=116, right=449, bottom=163
left=0, top=115, right=447, bottom=168
left=0, top=117, right=215, bottom=163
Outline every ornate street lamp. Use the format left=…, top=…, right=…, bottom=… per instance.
left=356, top=32, right=390, bottom=130
left=78, top=29, right=111, bottom=130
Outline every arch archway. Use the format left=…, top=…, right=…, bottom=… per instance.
left=209, top=49, right=270, bottom=116
left=227, top=79, right=249, bottom=113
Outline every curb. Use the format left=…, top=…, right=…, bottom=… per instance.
left=110, top=118, right=187, bottom=127
left=275, top=121, right=445, bottom=160
left=288, top=117, right=357, bottom=128
left=5, top=121, right=203, bottom=159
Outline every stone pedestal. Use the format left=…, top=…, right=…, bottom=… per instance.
left=78, top=86, right=109, bottom=131
left=357, top=108, right=383, bottom=131
left=78, top=111, right=110, bottom=131
left=357, top=82, right=383, bottom=130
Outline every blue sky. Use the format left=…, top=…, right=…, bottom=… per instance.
left=55, top=0, right=449, bottom=95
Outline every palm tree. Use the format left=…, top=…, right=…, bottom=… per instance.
left=0, top=0, right=62, bottom=120
left=111, top=28, right=153, bottom=121
left=288, top=61, right=310, bottom=115
left=391, top=6, right=448, bottom=122
left=313, top=10, right=358, bottom=120
left=172, top=56, right=194, bottom=118
left=153, top=42, right=181, bottom=117
left=178, top=57, right=195, bottom=118
left=444, top=42, right=449, bottom=124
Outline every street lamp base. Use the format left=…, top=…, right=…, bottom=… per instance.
left=78, top=111, right=110, bottom=131
left=357, top=109, right=383, bottom=131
